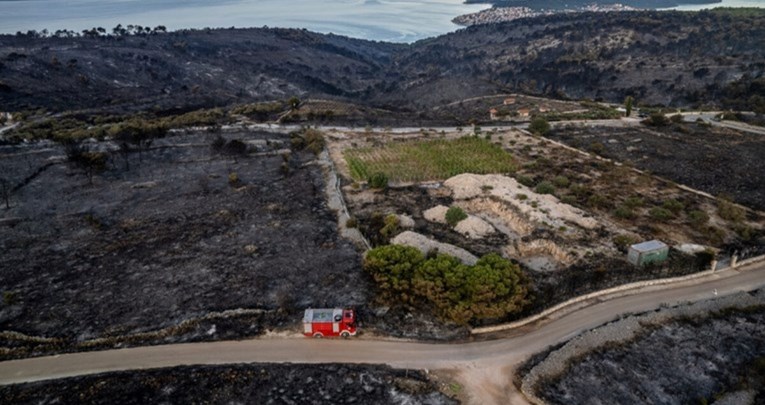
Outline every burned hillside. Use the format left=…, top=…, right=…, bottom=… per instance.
left=1, top=10, right=764, bottom=116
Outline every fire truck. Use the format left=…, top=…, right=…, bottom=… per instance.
left=302, top=308, right=357, bottom=338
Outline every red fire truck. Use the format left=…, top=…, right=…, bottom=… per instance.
left=302, top=308, right=357, bottom=338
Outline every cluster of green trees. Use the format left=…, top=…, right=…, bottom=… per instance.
left=363, top=245, right=531, bottom=325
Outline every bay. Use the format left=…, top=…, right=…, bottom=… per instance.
left=0, top=0, right=489, bottom=43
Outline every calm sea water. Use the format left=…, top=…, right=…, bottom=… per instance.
left=0, top=0, right=489, bottom=42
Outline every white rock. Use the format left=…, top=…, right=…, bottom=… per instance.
left=423, top=205, right=450, bottom=224
left=391, top=231, right=478, bottom=265
left=454, top=216, right=495, bottom=239
left=397, top=214, right=416, bottom=229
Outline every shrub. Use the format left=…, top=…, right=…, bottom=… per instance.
left=516, top=175, right=535, bottom=187
left=662, top=199, right=685, bottom=214
left=613, top=234, right=639, bottom=252
left=718, top=199, right=746, bottom=223
left=552, top=176, right=570, bottom=188
left=380, top=214, right=400, bottom=238
left=290, top=128, right=325, bottom=155
left=589, top=142, right=605, bottom=154
left=587, top=194, right=610, bottom=209
left=516, top=193, right=528, bottom=201
left=688, top=210, right=710, bottom=229
left=624, top=196, right=645, bottom=209
left=535, top=181, right=556, bottom=195
left=560, top=195, right=577, bottom=205
left=228, top=172, right=240, bottom=186
left=703, top=226, right=727, bottom=245
left=643, top=113, right=670, bottom=127
left=613, top=205, right=637, bottom=220
left=303, top=128, right=325, bottom=154
left=734, top=224, right=755, bottom=241
left=445, top=206, right=468, bottom=227
left=528, top=117, right=551, bottom=136
left=368, top=172, right=389, bottom=189
left=345, top=217, right=358, bottom=228
left=649, top=207, right=674, bottom=221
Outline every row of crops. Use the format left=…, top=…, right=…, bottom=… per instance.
left=344, top=136, right=516, bottom=183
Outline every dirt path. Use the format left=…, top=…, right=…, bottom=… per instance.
left=2, top=262, right=764, bottom=404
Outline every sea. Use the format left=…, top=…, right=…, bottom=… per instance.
left=0, top=0, right=762, bottom=43
left=0, top=0, right=489, bottom=43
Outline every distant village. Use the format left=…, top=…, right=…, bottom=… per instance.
left=453, top=4, right=638, bottom=26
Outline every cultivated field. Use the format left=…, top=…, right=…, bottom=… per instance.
left=344, top=136, right=515, bottom=183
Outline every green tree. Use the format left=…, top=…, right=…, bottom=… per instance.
left=363, top=245, right=424, bottom=303
left=624, top=96, right=634, bottom=117
left=528, top=116, right=550, bottom=136
left=413, top=253, right=530, bottom=325
left=363, top=246, right=531, bottom=325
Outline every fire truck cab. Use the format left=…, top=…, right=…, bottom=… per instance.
left=303, top=308, right=357, bottom=338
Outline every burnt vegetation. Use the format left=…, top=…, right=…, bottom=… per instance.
left=0, top=10, right=764, bottom=117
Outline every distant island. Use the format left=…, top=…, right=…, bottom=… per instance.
left=464, top=0, right=721, bottom=10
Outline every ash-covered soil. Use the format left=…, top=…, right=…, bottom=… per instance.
left=547, top=123, right=765, bottom=211
left=0, top=129, right=366, bottom=354
left=2, top=11, right=764, bottom=114
left=539, top=305, right=765, bottom=405
left=0, top=363, right=457, bottom=405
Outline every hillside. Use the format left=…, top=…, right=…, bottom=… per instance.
left=0, top=10, right=764, bottom=116
left=465, top=0, right=720, bottom=10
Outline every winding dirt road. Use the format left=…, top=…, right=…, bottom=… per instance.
left=1, top=262, right=764, bottom=404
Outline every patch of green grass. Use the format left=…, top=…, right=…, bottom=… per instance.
left=344, top=137, right=515, bottom=182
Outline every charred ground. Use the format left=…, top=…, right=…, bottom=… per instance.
left=0, top=128, right=367, bottom=358
left=0, top=363, right=457, bottom=405
left=1, top=10, right=764, bottom=117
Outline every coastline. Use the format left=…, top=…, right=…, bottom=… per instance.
left=452, top=0, right=764, bottom=27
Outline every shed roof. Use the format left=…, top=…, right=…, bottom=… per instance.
left=630, top=240, right=668, bottom=252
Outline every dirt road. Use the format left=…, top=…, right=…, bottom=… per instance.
left=1, top=261, right=764, bottom=404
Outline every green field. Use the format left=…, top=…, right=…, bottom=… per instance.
left=344, top=136, right=515, bottom=183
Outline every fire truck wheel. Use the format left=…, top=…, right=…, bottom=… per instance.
left=340, top=331, right=350, bottom=339
left=313, top=332, right=323, bottom=338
